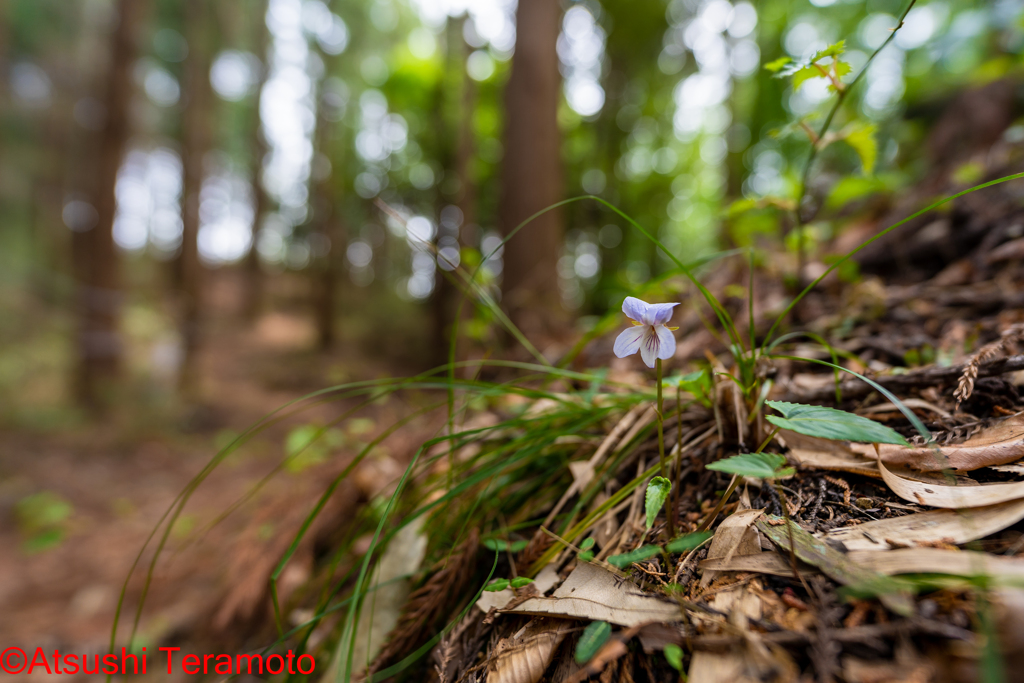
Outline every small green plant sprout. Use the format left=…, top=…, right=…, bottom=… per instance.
left=665, top=530, right=713, bottom=554
left=764, top=400, right=907, bottom=445
left=663, top=642, right=684, bottom=673
left=614, top=296, right=681, bottom=535
left=575, top=621, right=612, bottom=664
left=482, top=576, right=532, bottom=592
left=15, top=491, right=73, bottom=554
left=482, top=538, right=529, bottom=553
left=577, top=536, right=596, bottom=562
left=645, top=476, right=671, bottom=530
left=607, top=545, right=661, bottom=569
left=706, top=452, right=795, bottom=480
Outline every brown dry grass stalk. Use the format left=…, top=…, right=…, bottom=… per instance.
left=955, top=323, right=1024, bottom=408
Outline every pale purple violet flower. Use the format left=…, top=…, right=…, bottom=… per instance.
left=613, top=296, right=680, bottom=369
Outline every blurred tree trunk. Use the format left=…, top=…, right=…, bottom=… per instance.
left=176, top=0, right=214, bottom=395
left=431, top=16, right=476, bottom=366
left=243, top=0, right=271, bottom=322
left=499, top=0, right=567, bottom=342
left=71, top=0, right=142, bottom=410
left=310, top=55, right=344, bottom=351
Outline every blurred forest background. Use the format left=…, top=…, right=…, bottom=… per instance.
left=1, top=0, right=1023, bottom=668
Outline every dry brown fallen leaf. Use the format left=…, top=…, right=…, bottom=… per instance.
left=855, top=413, right=1024, bottom=472
left=486, top=618, right=573, bottom=683
left=703, top=547, right=1024, bottom=585
left=778, top=430, right=881, bottom=477
left=507, top=561, right=681, bottom=627
left=820, top=498, right=1024, bottom=551
left=701, top=508, right=764, bottom=588
left=879, top=457, right=1024, bottom=508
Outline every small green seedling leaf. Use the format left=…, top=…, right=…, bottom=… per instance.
left=483, top=579, right=510, bottom=592
left=577, top=550, right=595, bottom=562
left=706, top=452, right=794, bottom=480
left=510, top=576, right=533, bottom=589
left=580, top=537, right=596, bottom=550
left=607, top=545, right=661, bottom=568
left=764, top=56, right=791, bottom=72
left=765, top=400, right=907, bottom=445
left=664, top=643, right=684, bottom=671
left=645, top=476, right=672, bottom=530
left=483, top=538, right=529, bottom=552
left=665, top=530, right=713, bottom=554
left=575, top=621, right=612, bottom=664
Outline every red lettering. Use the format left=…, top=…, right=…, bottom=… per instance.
left=102, top=653, right=119, bottom=674
left=286, top=650, right=296, bottom=674
left=297, top=654, right=315, bottom=674
left=210, top=654, right=231, bottom=674
left=236, top=653, right=263, bottom=674
left=63, top=654, right=79, bottom=674
left=83, top=654, right=100, bottom=674
left=161, top=647, right=180, bottom=674
left=266, top=654, right=285, bottom=674
left=53, top=649, right=62, bottom=674
left=27, top=648, right=52, bottom=674
left=142, top=647, right=147, bottom=674
left=121, top=647, right=140, bottom=674
left=182, top=654, right=200, bottom=675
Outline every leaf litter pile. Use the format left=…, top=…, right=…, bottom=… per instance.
left=257, top=143, right=1024, bottom=683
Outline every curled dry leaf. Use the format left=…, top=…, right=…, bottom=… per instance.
left=856, top=413, right=1024, bottom=472
left=821, top=498, right=1024, bottom=551
left=486, top=618, right=574, bottom=683
left=507, top=561, right=681, bottom=628
left=879, top=457, right=1024, bottom=509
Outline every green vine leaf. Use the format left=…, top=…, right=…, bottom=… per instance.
left=510, top=576, right=533, bottom=589
left=765, top=400, right=906, bottom=444
left=706, top=452, right=794, bottom=480
left=645, top=476, right=672, bottom=530
left=483, top=579, right=509, bottom=592
left=575, top=621, right=612, bottom=664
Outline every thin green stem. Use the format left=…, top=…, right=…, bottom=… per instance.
left=790, top=0, right=917, bottom=287
left=656, top=359, right=675, bottom=537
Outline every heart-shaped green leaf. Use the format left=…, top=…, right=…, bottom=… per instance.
left=765, top=400, right=907, bottom=445
left=665, top=530, right=713, bottom=554
left=575, top=621, right=612, bottom=664
left=645, top=476, right=672, bottom=530
left=706, top=452, right=794, bottom=480
left=607, top=545, right=661, bottom=568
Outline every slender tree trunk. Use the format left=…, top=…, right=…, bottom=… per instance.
left=71, top=0, right=141, bottom=410
left=310, top=51, right=343, bottom=351
left=243, top=0, right=271, bottom=321
left=177, top=0, right=213, bottom=395
left=499, top=0, right=566, bottom=343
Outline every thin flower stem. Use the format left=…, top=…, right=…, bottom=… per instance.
left=656, top=359, right=675, bottom=537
